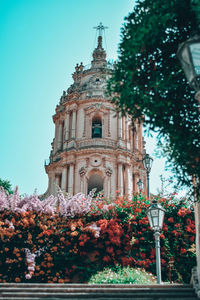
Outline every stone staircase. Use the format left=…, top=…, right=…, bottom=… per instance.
left=0, top=283, right=198, bottom=300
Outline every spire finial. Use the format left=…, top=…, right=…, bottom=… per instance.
left=93, top=22, right=108, bottom=37
left=91, top=22, right=108, bottom=68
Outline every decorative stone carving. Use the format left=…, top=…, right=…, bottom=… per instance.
left=106, top=167, right=112, bottom=176
left=79, top=167, right=86, bottom=177
left=90, top=156, right=101, bottom=167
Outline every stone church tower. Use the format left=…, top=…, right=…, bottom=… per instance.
left=44, top=23, right=146, bottom=198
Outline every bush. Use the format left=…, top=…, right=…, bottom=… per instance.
left=88, top=266, right=157, bottom=284
left=0, top=187, right=196, bottom=283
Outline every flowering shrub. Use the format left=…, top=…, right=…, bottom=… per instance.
left=0, top=188, right=196, bottom=283
left=88, top=266, right=157, bottom=284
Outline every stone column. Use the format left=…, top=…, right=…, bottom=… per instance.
left=79, top=168, right=86, bottom=193
left=65, top=112, right=70, bottom=141
left=118, top=113, right=122, bottom=139
left=136, top=129, right=139, bottom=149
left=57, top=123, right=63, bottom=150
left=53, top=123, right=59, bottom=153
left=106, top=168, right=112, bottom=198
left=118, top=163, right=123, bottom=195
left=126, top=166, right=133, bottom=195
left=48, top=173, right=54, bottom=195
left=68, top=164, right=74, bottom=194
left=138, top=123, right=142, bottom=151
left=61, top=168, right=67, bottom=191
left=49, top=173, right=56, bottom=195
left=55, top=175, right=60, bottom=187
left=71, top=109, right=77, bottom=139
left=126, top=116, right=129, bottom=140
left=133, top=172, right=139, bottom=193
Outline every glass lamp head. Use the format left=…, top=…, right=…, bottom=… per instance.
left=143, top=153, right=153, bottom=173
left=147, top=200, right=165, bottom=231
left=177, top=35, right=200, bottom=91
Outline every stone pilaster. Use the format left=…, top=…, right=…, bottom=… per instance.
left=65, top=112, right=70, bottom=141
left=57, top=123, right=63, bottom=150
left=71, top=109, right=77, bottom=139
left=48, top=173, right=55, bottom=195
left=68, top=164, right=74, bottom=194
left=55, top=175, right=60, bottom=187
left=118, top=112, right=122, bottom=139
left=125, top=116, right=129, bottom=141
left=126, top=165, right=133, bottom=195
left=61, top=167, right=67, bottom=191
left=106, top=167, right=112, bottom=198
left=118, top=163, right=123, bottom=195
left=53, top=123, right=59, bottom=154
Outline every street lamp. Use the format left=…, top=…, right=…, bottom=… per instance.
left=143, top=153, right=153, bottom=198
left=177, top=34, right=200, bottom=292
left=147, top=199, right=165, bottom=284
left=177, top=35, right=200, bottom=104
left=137, top=179, right=144, bottom=192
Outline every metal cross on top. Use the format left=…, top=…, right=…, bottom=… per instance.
left=93, top=22, right=108, bottom=37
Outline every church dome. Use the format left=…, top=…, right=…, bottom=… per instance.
left=44, top=23, right=146, bottom=199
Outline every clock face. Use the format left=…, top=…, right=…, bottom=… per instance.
left=90, top=156, right=101, bottom=167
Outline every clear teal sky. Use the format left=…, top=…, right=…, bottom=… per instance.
left=0, top=0, right=172, bottom=196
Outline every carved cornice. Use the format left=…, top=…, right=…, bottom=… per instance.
left=85, top=102, right=110, bottom=114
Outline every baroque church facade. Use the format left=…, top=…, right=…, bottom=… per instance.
left=44, top=24, right=147, bottom=198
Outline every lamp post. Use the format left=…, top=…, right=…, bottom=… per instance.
left=143, top=153, right=153, bottom=198
left=177, top=34, right=200, bottom=108
left=137, top=179, right=144, bottom=192
left=147, top=199, right=165, bottom=284
left=177, top=34, right=200, bottom=292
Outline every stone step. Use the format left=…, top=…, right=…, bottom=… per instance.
left=0, top=284, right=198, bottom=300
left=0, top=283, right=192, bottom=287
left=0, top=293, right=197, bottom=299
left=0, top=286, right=195, bottom=291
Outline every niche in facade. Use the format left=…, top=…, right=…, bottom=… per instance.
left=92, top=116, right=102, bottom=138
left=88, top=173, right=103, bottom=195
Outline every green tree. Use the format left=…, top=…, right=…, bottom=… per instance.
left=108, top=0, right=200, bottom=197
left=0, top=178, right=13, bottom=194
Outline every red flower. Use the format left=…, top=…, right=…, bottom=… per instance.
left=161, top=259, right=167, bottom=265
left=103, top=255, right=111, bottom=263
left=139, top=217, right=149, bottom=225
left=178, top=207, right=191, bottom=217
left=140, top=252, right=146, bottom=259
left=160, top=233, right=165, bottom=239
left=121, top=256, right=134, bottom=266
left=106, top=247, right=114, bottom=254
left=163, top=224, right=168, bottom=231
left=97, top=219, right=108, bottom=231
left=180, top=248, right=187, bottom=255
left=175, top=223, right=181, bottom=228
left=168, top=217, right=174, bottom=223
left=185, top=225, right=193, bottom=233
left=42, top=229, right=53, bottom=236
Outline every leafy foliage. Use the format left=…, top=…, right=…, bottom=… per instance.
left=108, top=0, right=200, bottom=195
left=88, top=266, right=156, bottom=284
left=0, top=178, right=13, bottom=194
left=0, top=188, right=196, bottom=283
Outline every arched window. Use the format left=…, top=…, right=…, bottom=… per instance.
left=88, top=173, right=103, bottom=195
left=92, top=116, right=102, bottom=138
